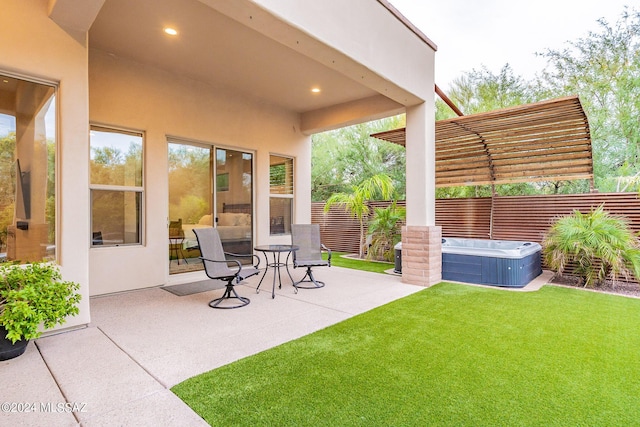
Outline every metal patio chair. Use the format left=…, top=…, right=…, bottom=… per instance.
left=193, top=227, right=260, bottom=309
left=169, top=219, right=188, bottom=264
left=291, top=224, right=331, bottom=290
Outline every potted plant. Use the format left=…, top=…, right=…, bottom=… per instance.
left=0, top=262, right=81, bottom=361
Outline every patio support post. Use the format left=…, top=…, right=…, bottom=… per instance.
left=402, top=102, right=441, bottom=286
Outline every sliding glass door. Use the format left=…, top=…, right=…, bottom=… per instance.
left=168, top=141, right=253, bottom=275
left=215, top=148, right=253, bottom=255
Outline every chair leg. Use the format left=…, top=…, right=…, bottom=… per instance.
left=209, top=279, right=250, bottom=309
left=294, top=267, right=325, bottom=290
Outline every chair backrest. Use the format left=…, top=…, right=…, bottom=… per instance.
left=193, top=227, right=234, bottom=278
left=169, top=219, right=184, bottom=238
left=291, top=224, right=322, bottom=263
left=92, top=231, right=103, bottom=245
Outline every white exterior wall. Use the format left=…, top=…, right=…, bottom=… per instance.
left=405, top=101, right=436, bottom=226
left=88, top=50, right=310, bottom=295
left=249, top=0, right=433, bottom=103
left=0, top=0, right=91, bottom=328
left=251, top=0, right=437, bottom=227
left=1, top=0, right=437, bottom=303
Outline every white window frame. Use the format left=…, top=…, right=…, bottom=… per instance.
left=89, top=125, right=145, bottom=247
left=269, top=154, right=294, bottom=236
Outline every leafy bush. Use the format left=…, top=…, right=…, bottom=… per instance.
left=367, top=201, right=405, bottom=262
left=324, top=174, right=394, bottom=258
left=542, top=205, right=640, bottom=287
left=0, top=262, right=81, bottom=343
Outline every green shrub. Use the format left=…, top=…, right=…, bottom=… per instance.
left=367, top=201, right=405, bottom=262
left=542, top=205, right=640, bottom=287
left=324, top=174, right=395, bottom=259
left=0, top=262, right=81, bottom=343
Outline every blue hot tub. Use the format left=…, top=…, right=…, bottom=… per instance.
left=441, top=238, right=542, bottom=288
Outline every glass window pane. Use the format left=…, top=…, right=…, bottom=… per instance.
left=269, top=155, right=293, bottom=195
left=216, top=149, right=253, bottom=210
left=0, top=74, right=56, bottom=263
left=168, top=142, right=212, bottom=273
left=168, top=143, right=211, bottom=225
left=216, top=148, right=253, bottom=254
left=269, top=198, right=292, bottom=235
left=91, top=190, right=141, bottom=246
left=90, top=127, right=143, bottom=187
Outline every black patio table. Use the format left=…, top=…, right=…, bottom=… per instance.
left=254, top=245, right=299, bottom=299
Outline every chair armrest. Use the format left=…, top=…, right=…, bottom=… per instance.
left=321, top=244, right=332, bottom=267
left=199, top=256, right=242, bottom=272
left=223, top=252, right=261, bottom=269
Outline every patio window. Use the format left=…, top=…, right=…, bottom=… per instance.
left=90, top=126, right=144, bottom=246
left=0, top=73, right=57, bottom=263
left=269, top=155, right=293, bottom=235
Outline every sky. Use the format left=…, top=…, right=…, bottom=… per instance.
left=0, top=104, right=56, bottom=138
left=389, top=0, right=633, bottom=91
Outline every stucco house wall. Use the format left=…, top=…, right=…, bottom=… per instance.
left=0, top=0, right=437, bottom=329
left=0, top=0, right=92, bottom=328
left=88, top=50, right=311, bottom=295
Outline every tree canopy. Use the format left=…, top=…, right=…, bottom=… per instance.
left=311, top=116, right=405, bottom=202
left=537, top=6, right=640, bottom=192
left=311, top=6, right=640, bottom=201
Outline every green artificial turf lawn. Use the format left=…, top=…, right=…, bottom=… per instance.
left=172, top=283, right=640, bottom=426
left=325, top=251, right=392, bottom=273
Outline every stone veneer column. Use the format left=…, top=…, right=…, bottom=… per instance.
left=401, top=225, right=442, bottom=286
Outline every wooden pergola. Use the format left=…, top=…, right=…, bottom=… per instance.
left=372, top=95, right=594, bottom=187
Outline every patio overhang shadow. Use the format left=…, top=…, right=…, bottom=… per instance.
left=372, top=95, right=594, bottom=187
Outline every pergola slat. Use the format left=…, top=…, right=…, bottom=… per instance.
left=372, top=95, right=593, bottom=186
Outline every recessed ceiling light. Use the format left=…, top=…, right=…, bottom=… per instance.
left=164, top=27, right=178, bottom=36
left=311, top=87, right=321, bottom=93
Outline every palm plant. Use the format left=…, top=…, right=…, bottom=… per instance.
left=323, top=174, right=394, bottom=258
left=367, top=201, right=406, bottom=261
left=542, top=205, right=640, bottom=287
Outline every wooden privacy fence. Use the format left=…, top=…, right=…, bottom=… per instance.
left=312, top=192, right=640, bottom=254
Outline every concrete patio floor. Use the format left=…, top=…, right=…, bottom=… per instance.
left=0, top=265, right=424, bottom=426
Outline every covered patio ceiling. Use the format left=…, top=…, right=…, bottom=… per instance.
left=81, top=0, right=433, bottom=128
left=88, top=0, right=376, bottom=113
left=372, top=95, right=594, bottom=187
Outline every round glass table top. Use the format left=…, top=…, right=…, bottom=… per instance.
left=254, top=245, right=299, bottom=252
